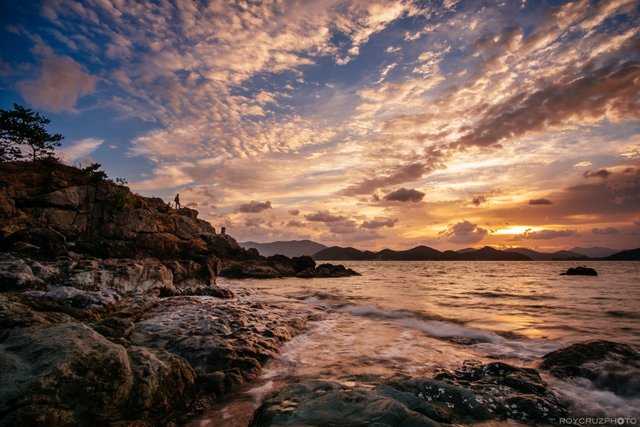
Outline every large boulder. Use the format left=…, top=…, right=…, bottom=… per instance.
left=0, top=313, right=197, bottom=426
left=131, top=297, right=307, bottom=397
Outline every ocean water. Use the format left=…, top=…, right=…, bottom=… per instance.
left=187, top=261, right=640, bottom=426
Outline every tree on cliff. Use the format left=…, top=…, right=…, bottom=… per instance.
left=0, top=103, right=63, bottom=161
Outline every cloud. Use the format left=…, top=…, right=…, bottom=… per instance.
left=287, top=220, right=305, bottom=228
left=384, top=187, right=425, bottom=202
left=288, top=209, right=300, bottom=216
left=528, top=198, right=553, bottom=205
left=329, top=220, right=358, bottom=234
left=472, top=195, right=486, bottom=206
left=440, top=220, right=488, bottom=244
left=238, top=200, right=272, bottom=213
left=17, top=54, right=96, bottom=112
left=455, top=61, right=640, bottom=148
left=305, top=211, right=345, bottom=223
left=342, top=163, right=433, bottom=196
left=584, top=169, right=611, bottom=179
left=362, top=218, right=397, bottom=229
left=519, top=229, right=578, bottom=240
left=592, top=227, right=619, bottom=235
left=57, top=137, right=103, bottom=162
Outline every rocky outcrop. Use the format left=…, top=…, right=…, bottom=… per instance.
left=0, top=288, right=308, bottom=426
left=250, top=360, right=568, bottom=426
left=0, top=160, right=354, bottom=426
left=560, top=266, right=598, bottom=276
left=220, top=256, right=360, bottom=279
left=0, top=160, right=358, bottom=279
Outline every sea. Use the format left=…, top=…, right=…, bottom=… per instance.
left=187, top=261, right=640, bottom=426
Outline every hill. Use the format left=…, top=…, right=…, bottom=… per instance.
left=313, top=245, right=532, bottom=261
left=506, top=247, right=587, bottom=261
left=240, top=239, right=327, bottom=257
left=313, top=246, right=377, bottom=260
left=603, top=247, right=640, bottom=261
left=570, top=246, right=620, bottom=258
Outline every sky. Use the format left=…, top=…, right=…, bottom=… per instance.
left=1, top=0, right=639, bottom=251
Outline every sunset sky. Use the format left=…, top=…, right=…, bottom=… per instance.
left=1, top=0, right=639, bottom=251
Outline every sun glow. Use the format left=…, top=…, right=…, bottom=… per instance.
left=492, top=226, right=541, bottom=235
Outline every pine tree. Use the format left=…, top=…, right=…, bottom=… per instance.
left=0, top=103, right=63, bottom=161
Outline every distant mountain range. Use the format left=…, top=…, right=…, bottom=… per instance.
left=240, top=240, right=639, bottom=261
left=240, top=240, right=327, bottom=257
left=314, top=245, right=531, bottom=261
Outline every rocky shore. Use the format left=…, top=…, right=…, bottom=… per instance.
left=250, top=341, right=639, bottom=426
left=0, top=160, right=355, bottom=425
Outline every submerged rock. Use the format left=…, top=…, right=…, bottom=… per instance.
left=560, top=266, right=598, bottom=276
left=251, top=361, right=567, bottom=426
left=540, top=340, right=640, bottom=397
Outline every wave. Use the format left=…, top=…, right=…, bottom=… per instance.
left=468, top=291, right=556, bottom=300
left=606, top=310, right=640, bottom=319
left=336, top=304, right=504, bottom=344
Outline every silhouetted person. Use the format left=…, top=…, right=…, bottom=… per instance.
left=174, top=194, right=181, bottom=209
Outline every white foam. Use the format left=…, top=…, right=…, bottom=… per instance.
left=399, top=318, right=506, bottom=344
left=547, top=376, right=640, bottom=417
left=245, top=380, right=274, bottom=407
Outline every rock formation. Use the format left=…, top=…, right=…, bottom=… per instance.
left=0, top=160, right=355, bottom=425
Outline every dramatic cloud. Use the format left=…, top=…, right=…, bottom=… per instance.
left=529, top=198, right=553, bottom=206
left=440, top=220, right=488, bottom=244
left=238, top=201, right=272, bottom=213
left=57, top=137, right=103, bottom=162
left=519, top=229, right=578, bottom=240
left=592, top=227, right=619, bottom=235
left=384, top=188, right=425, bottom=202
left=17, top=54, right=96, bottom=112
left=362, top=218, right=397, bottom=229
left=342, top=163, right=433, bottom=196
left=3, top=0, right=639, bottom=250
left=584, top=169, right=611, bottom=179
left=305, top=211, right=345, bottom=223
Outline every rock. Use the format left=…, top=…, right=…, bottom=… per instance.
left=291, top=255, right=315, bottom=273
left=432, top=360, right=568, bottom=423
left=560, top=266, right=597, bottom=276
left=251, top=364, right=568, bottom=426
left=220, top=261, right=283, bottom=279
left=297, top=263, right=361, bottom=278
left=0, top=315, right=197, bottom=426
left=540, top=340, right=640, bottom=397
left=0, top=227, right=67, bottom=257
left=21, top=286, right=121, bottom=320
left=0, top=254, right=43, bottom=289
left=131, top=297, right=307, bottom=396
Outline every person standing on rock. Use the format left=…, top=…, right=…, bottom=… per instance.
left=174, top=194, right=181, bottom=209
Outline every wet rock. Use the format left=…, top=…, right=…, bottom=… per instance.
left=252, top=361, right=568, bottom=426
left=433, top=360, right=567, bottom=423
left=251, top=380, right=443, bottom=427
left=560, top=266, right=597, bottom=276
left=540, top=340, right=640, bottom=397
left=131, top=296, right=308, bottom=396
